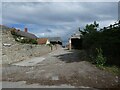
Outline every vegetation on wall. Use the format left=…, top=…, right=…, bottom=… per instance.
left=20, top=38, right=38, bottom=44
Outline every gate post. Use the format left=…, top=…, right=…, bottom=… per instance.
left=69, top=38, right=71, bottom=50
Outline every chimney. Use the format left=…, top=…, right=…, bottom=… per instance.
left=24, top=28, right=28, bottom=32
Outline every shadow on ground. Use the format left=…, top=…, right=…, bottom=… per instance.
left=54, top=49, right=87, bottom=63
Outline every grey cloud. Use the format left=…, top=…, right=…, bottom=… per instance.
left=2, top=2, right=118, bottom=25
left=46, top=29, right=52, bottom=32
left=2, top=2, right=118, bottom=41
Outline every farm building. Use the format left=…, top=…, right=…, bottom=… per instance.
left=37, top=38, right=50, bottom=45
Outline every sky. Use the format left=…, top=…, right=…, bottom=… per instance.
left=1, top=0, right=119, bottom=43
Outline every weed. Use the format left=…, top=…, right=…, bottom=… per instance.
left=95, top=48, right=106, bottom=67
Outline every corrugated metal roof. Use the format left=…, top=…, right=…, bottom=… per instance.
left=48, top=37, right=62, bottom=42
left=71, top=33, right=80, bottom=39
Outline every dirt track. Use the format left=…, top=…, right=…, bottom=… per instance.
left=2, top=48, right=119, bottom=88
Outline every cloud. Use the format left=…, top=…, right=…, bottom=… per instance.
left=2, top=2, right=118, bottom=24
left=2, top=0, right=120, bottom=2
left=0, top=11, right=1, bottom=24
left=2, top=2, right=118, bottom=41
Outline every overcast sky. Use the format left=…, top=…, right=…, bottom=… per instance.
left=2, top=1, right=119, bottom=42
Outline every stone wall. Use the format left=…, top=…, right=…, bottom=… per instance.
left=2, top=44, right=53, bottom=64
left=2, top=29, right=57, bottom=65
left=0, top=29, right=2, bottom=65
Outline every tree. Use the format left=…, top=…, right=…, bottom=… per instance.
left=79, top=21, right=99, bottom=36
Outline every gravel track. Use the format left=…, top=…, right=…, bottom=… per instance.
left=2, top=48, right=119, bottom=88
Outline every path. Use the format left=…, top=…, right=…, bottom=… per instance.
left=2, top=48, right=119, bottom=88
left=12, top=57, right=45, bottom=66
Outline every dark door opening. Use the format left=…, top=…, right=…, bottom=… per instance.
left=71, top=38, right=82, bottom=49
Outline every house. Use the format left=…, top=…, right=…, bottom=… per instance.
left=48, top=37, right=62, bottom=45
left=37, top=38, right=50, bottom=45
left=13, top=28, right=37, bottom=39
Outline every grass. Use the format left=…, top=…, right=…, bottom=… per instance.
left=98, top=65, right=120, bottom=75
